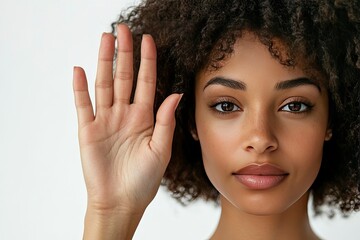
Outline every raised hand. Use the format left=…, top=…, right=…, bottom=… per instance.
left=73, top=24, right=181, bottom=238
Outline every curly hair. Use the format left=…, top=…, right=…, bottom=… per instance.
left=112, top=0, right=360, bottom=216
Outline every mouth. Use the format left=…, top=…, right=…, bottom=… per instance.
left=232, top=163, right=289, bottom=190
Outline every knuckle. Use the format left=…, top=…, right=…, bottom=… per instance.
left=115, top=71, right=133, bottom=82
left=74, top=91, right=91, bottom=108
left=138, top=74, right=156, bottom=84
left=95, top=80, right=113, bottom=89
left=75, top=100, right=91, bottom=109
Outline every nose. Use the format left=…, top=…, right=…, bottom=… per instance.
left=241, top=111, right=278, bottom=154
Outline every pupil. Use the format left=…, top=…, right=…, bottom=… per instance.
left=222, top=102, right=233, bottom=111
left=289, top=102, right=301, bottom=111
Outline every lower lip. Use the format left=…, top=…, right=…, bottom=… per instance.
left=234, top=175, right=287, bottom=190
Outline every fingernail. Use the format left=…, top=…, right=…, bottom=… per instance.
left=142, top=34, right=152, bottom=41
left=175, top=93, right=184, bottom=109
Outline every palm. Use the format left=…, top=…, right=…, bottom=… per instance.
left=73, top=25, right=181, bottom=213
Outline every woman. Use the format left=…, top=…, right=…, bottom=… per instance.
left=73, top=0, right=360, bottom=239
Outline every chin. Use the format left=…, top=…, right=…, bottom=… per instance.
left=220, top=190, right=310, bottom=217
left=232, top=200, right=290, bottom=216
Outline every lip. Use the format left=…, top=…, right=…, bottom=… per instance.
left=233, top=163, right=289, bottom=190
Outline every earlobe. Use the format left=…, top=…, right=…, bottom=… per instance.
left=325, top=129, right=333, bottom=141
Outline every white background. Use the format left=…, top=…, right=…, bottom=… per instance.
left=0, top=0, right=359, bottom=239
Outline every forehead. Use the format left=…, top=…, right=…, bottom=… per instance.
left=196, top=33, right=326, bottom=89
left=197, top=36, right=301, bottom=85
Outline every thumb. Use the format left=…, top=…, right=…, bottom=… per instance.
left=150, top=93, right=183, bottom=164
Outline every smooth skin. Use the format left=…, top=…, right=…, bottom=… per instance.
left=73, top=25, right=328, bottom=239
left=73, top=24, right=181, bottom=239
left=195, top=35, right=328, bottom=240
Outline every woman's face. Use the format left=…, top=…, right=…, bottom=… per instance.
left=194, top=34, right=330, bottom=215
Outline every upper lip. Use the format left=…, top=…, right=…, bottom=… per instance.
left=233, top=163, right=288, bottom=176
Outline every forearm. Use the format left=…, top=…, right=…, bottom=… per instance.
left=83, top=207, right=144, bottom=240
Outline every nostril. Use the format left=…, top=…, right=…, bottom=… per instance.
left=266, top=145, right=276, bottom=151
left=245, top=142, right=277, bottom=153
left=246, top=146, right=255, bottom=151
left=242, top=129, right=278, bottom=154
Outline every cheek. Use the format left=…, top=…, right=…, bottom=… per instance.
left=198, top=121, right=239, bottom=157
left=196, top=115, right=244, bottom=191
left=286, top=119, right=325, bottom=164
left=281, top=121, right=326, bottom=190
left=200, top=143, right=226, bottom=186
left=195, top=112, right=234, bottom=185
left=197, top=121, right=230, bottom=179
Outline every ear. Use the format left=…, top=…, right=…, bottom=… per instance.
left=325, top=128, right=332, bottom=141
left=190, top=129, right=199, bottom=141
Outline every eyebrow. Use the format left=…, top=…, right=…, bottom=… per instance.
left=203, top=76, right=321, bottom=92
left=203, top=77, right=246, bottom=91
left=275, top=77, right=321, bottom=92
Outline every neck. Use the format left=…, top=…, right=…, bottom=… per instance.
left=211, top=193, right=319, bottom=240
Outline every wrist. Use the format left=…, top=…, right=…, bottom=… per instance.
left=83, top=205, right=145, bottom=240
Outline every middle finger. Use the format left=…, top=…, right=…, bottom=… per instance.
left=113, top=24, right=134, bottom=105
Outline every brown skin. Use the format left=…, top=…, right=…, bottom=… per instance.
left=110, top=0, right=360, bottom=215
left=195, top=34, right=329, bottom=239
left=73, top=25, right=181, bottom=239
left=73, top=26, right=330, bottom=239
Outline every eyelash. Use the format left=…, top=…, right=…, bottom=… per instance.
left=210, top=98, right=241, bottom=115
left=209, top=98, right=314, bottom=115
left=279, top=99, right=314, bottom=114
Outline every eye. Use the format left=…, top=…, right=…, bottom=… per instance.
left=213, top=102, right=240, bottom=113
left=280, top=101, right=312, bottom=113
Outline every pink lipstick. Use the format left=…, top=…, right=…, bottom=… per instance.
left=233, top=164, right=288, bottom=190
